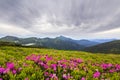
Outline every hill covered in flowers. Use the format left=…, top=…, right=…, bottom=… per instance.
left=0, top=46, right=120, bottom=80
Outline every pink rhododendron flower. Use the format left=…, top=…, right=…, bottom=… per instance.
left=81, top=77, right=85, bottom=80
left=108, top=63, right=112, bottom=67
left=62, top=64, right=67, bottom=69
left=45, top=78, right=49, bottom=80
left=63, top=74, right=67, bottom=79
left=49, top=73, right=53, bottom=77
left=12, top=69, right=17, bottom=74
left=101, top=63, right=112, bottom=70
left=0, top=67, right=5, bottom=74
left=76, top=59, right=83, bottom=63
left=45, top=55, right=53, bottom=61
left=18, top=67, right=22, bottom=72
left=115, top=64, right=120, bottom=71
left=3, top=68, right=10, bottom=74
left=43, top=64, right=49, bottom=69
left=51, top=64, right=57, bottom=71
left=24, top=77, right=29, bottom=80
left=44, top=72, right=49, bottom=76
left=93, top=71, right=100, bottom=78
left=109, top=69, right=115, bottom=73
left=6, top=62, right=14, bottom=69
left=34, top=55, right=40, bottom=62
left=0, top=78, right=3, bottom=80
left=38, top=62, right=44, bottom=66
left=51, top=74, right=58, bottom=80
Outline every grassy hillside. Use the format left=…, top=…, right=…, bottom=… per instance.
left=84, top=40, right=120, bottom=53
left=0, top=46, right=120, bottom=80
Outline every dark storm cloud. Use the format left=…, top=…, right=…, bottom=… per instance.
left=0, top=0, right=120, bottom=38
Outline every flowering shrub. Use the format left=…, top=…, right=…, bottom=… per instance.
left=0, top=47, right=120, bottom=80
left=26, top=54, right=83, bottom=80
left=93, top=71, right=100, bottom=78
left=0, top=62, right=22, bottom=79
left=24, top=54, right=120, bottom=80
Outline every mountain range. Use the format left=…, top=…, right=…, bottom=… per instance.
left=84, top=40, right=120, bottom=53
left=0, top=36, right=119, bottom=53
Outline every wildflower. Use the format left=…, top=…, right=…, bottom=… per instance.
left=46, top=78, right=49, bottom=80
left=67, top=73, right=71, bottom=79
left=0, top=67, right=5, bottom=74
left=24, top=77, right=29, bottom=80
left=49, top=73, right=53, bottom=77
left=63, top=74, right=67, bottom=79
left=3, top=68, right=10, bottom=73
left=44, top=72, right=49, bottom=76
left=101, top=63, right=109, bottom=70
left=23, top=63, right=28, bottom=67
left=12, top=69, right=17, bottom=74
left=76, top=59, right=83, bottom=63
left=115, top=64, right=120, bottom=71
left=6, top=62, right=14, bottom=69
left=81, top=77, right=85, bottom=80
left=101, top=63, right=112, bottom=70
left=18, top=67, right=22, bottom=72
left=62, top=64, right=67, bottom=69
left=51, top=74, right=58, bottom=80
left=109, top=69, right=115, bottom=73
left=0, top=78, right=3, bottom=80
left=34, top=55, right=40, bottom=62
left=51, top=64, right=57, bottom=71
left=93, top=71, right=100, bottom=78
left=43, top=64, right=49, bottom=69
left=108, top=63, right=112, bottom=68
left=45, top=55, right=53, bottom=61
left=38, top=61, right=44, bottom=66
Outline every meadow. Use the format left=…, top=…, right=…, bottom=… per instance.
left=0, top=46, right=120, bottom=80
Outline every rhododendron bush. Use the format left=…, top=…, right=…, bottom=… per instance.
left=0, top=54, right=120, bottom=80
left=0, top=47, right=120, bottom=80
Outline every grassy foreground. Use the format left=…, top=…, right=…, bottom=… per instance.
left=0, top=46, right=120, bottom=80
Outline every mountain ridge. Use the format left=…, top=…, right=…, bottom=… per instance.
left=0, top=35, right=117, bottom=51
left=83, top=40, right=120, bottom=53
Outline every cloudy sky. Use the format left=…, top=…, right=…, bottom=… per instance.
left=0, top=0, right=120, bottom=39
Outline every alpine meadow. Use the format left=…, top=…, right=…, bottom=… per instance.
left=0, top=0, right=120, bottom=80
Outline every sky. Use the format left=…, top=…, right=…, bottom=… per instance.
left=0, top=0, right=120, bottom=39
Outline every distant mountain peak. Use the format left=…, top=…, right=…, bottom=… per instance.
left=58, top=35, right=67, bottom=38
left=1, top=36, right=19, bottom=41
left=4, top=35, right=18, bottom=38
left=56, top=36, right=72, bottom=40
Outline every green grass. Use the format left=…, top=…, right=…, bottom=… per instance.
left=0, top=46, right=120, bottom=80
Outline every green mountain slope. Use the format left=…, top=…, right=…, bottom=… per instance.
left=83, top=40, right=120, bottom=53
left=0, top=41, right=21, bottom=46
left=40, top=38, right=85, bottom=50
left=56, top=36, right=99, bottom=47
left=0, top=36, right=85, bottom=50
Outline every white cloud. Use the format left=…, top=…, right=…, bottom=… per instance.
left=94, top=28, right=120, bottom=39
left=0, top=23, right=33, bottom=36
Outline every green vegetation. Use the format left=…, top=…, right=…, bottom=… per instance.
left=0, top=41, right=21, bottom=47
left=84, top=40, right=120, bottom=53
left=0, top=46, right=120, bottom=80
left=0, top=36, right=98, bottom=50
